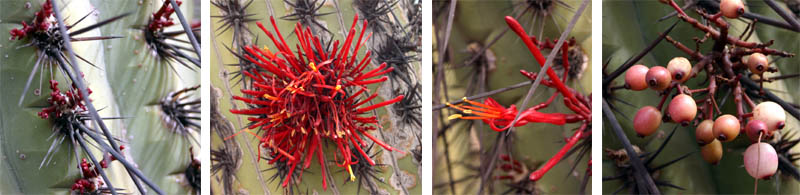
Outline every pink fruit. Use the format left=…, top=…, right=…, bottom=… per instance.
left=720, top=0, right=745, bottom=18
left=667, top=57, right=691, bottom=83
left=646, top=66, right=672, bottom=91
left=695, top=120, right=715, bottom=145
left=743, top=143, right=778, bottom=179
left=668, top=94, right=697, bottom=126
left=746, top=53, right=768, bottom=74
left=634, top=106, right=662, bottom=137
left=713, top=114, right=740, bottom=142
left=625, top=64, right=650, bottom=91
left=745, top=120, right=771, bottom=143
left=701, top=139, right=723, bottom=164
left=753, top=101, right=786, bottom=131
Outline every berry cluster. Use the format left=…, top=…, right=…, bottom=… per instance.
left=8, top=0, right=53, bottom=40
left=38, top=80, right=92, bottom=119
left=70, top=146, right=125, bottom=193
left=148, top=0, right=182, bottom=31
left=228, top=15, right=404, bottom=189
left=620, top=0, right=795, bottom=180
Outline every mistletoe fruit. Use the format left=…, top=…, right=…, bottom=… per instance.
left=719, top=0, right=745, bottom=18
left=228, top=15, right=404, bottom=189
left=746, top=53, right=769, bottom=75
left=666, top=57, right=691, bottom=83
left=625, top=64, right=650, bottom=91
left=646, top=66, right=672, bottom=90
left=745, top=120, right=771, bottom=143
left=743, top=143, right=778, bottom=179
left=701, top=139, right=723, bottom=164
left=668, top=94, right=697, bottom=126
left=695, top=119, right=715, bottom=145
left=634, top=106, right=662, bottom=137
left=752, top=101, right=786, bottom=131
left=713, top=114, right=740, bottom=142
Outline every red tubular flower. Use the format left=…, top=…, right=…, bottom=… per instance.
left=447, top=97, right=581, bottom=131
left=228, top=14, right=404, bottom=189
left=503, top=16, right=592, bottom=182
left=446, top=16, right=591, bottom=183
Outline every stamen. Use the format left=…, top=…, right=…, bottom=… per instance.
left=310, top=62, right=317, bottom=72
left=347, top=164, right=356, bottom=182
left=447, top=114, right=463, bottom=120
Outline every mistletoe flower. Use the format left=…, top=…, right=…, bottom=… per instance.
left=38, top=80, right=92, bottom=119
left=228, top=14, right=404, bottom=189
left=447, top=97, right=582, bottom=131
left=9, top=0, right=53, bottom=40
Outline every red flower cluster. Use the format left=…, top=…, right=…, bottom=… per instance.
left=446, top=16, right=591, bottom=182
left=9, top=0, right=53, bottom=40
left=228, top=15, right=404, bottom=189
left=71, top=146, right=125, bottom=193
left=38, top=80, right=92, bottom=119
left=148, top=0, right=182, bottom=31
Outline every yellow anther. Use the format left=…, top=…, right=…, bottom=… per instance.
left=347, top=164, right=356, bottom=182
left=462, top=97, right=468, bottom=101
left=310, top=62, right=318, bottom=72
left=463, top=110, right=473, bottom=114
left=335, top=85, right=342, bottom=91
left=262, top=46, right=275, bottom=58
left=447, top=114, right=463, bottom=120
left=263, top=94, right=279, bottom=101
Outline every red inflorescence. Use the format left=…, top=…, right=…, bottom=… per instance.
left=447, top=97, right=583, bottom=131
left=70, top=146, right=124, bottom=193
left=445, top=16, right=592, bottom=182
left=148, top=0, right=182, bottom=31
left=71, top=159, right=103, bottom=193
left=38, top=80, right=92, bottom=119
left=228, top=15, right=404, bottom=189
left=9, top=0, right=53, bottom=40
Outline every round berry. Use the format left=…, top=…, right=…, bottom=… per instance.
left=625, top=64, right=650, bottom=91
left=634, top=106, right=662, bottom=137
left=713, top=114, right=740, bottom=142
left=701, top=139, right=723, bottom=165
left=746, top=53, right=769, bottom=74
left=720, top=0, right=745, bottom=18
left=667, top=57, right=692, bottom=83
left=743, top=143, right=778, bottom=179
left=745, top=120, right=772, bottom=143
left=646, top=66, right=672, bottom=91
left=668, top=94, right=697, bottom=126
left=696, top=120, right=715, bottom=145
left=753, top=101, right=786, bottom=131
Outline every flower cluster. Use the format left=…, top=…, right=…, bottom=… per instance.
left=445, top=16, right=592, bottom=182
left=71, top=145, right=125, bottom=193
left=229, top=15, right=404, bottom=189
left=9, top=0, right=53, bottom=40
left=38, top=80, right=92, bottom=119
left=148, top=0, right=182, bottom=31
